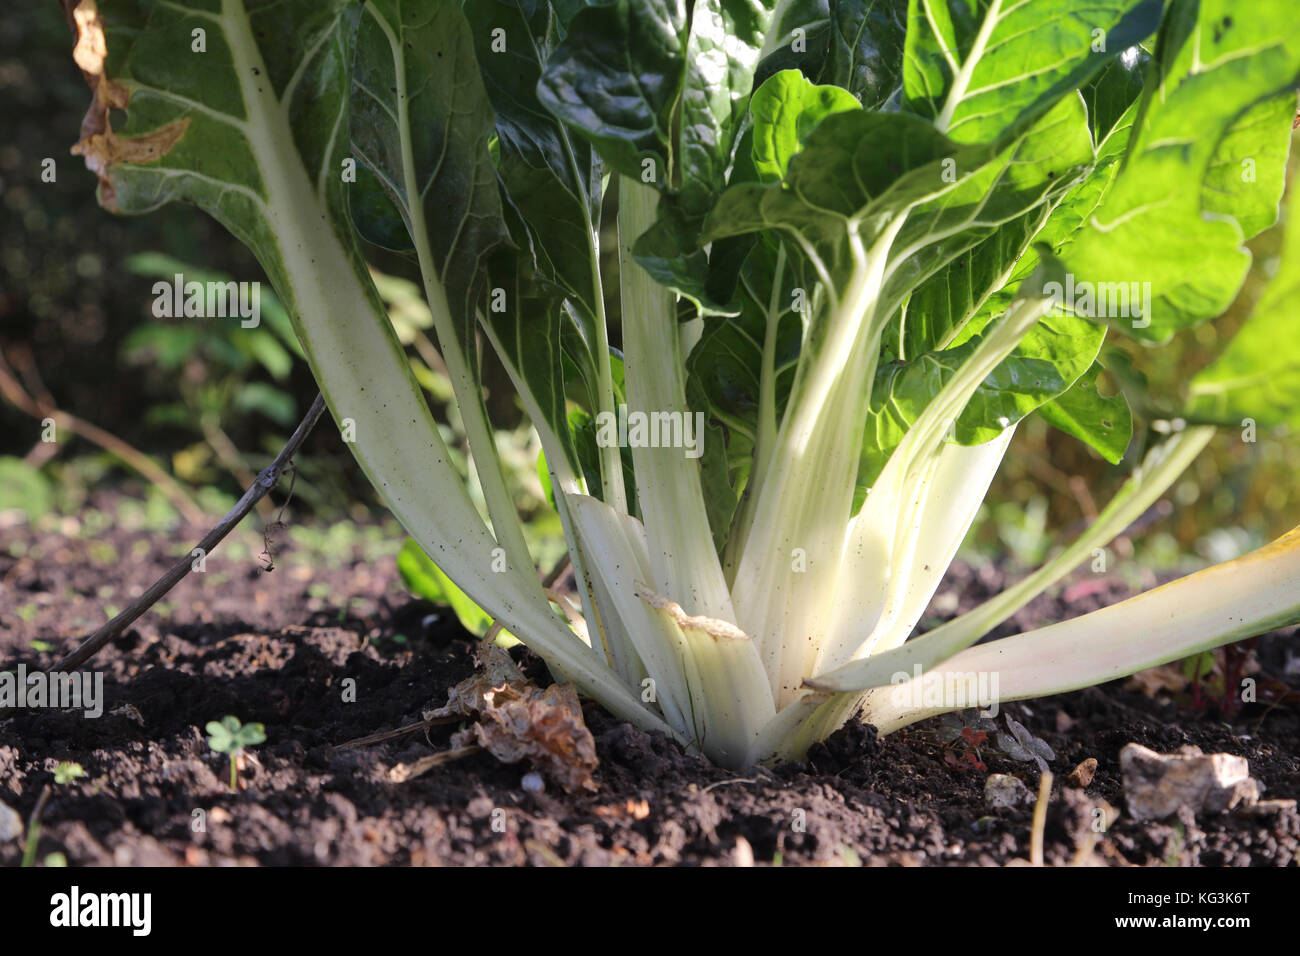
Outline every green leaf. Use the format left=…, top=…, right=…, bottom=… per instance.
left=1061, top=0, right=1300, bottom=342
left=241, top=331, right=293, bottom=381
left=1189, top=179, right=1300, bottom=430
left=1080, top=46, right=1150, bottom=149
left=677, top=0, right=786, bottom=217
left=902, top=0, right=1162, bottom=145
left=687, top=236, right=803, bottom=440
left=702, top=109, right=961, bottom=269
left=879, top=92, right=1095, bottom=322
left=484, top=247, right=583, bottom=474
left=825, top=0, right=908, bottom=110
left=206, top=715, right=256, bottom=754
left=0, top=457, right=54, bottom=519
left=631, top=195, right=742, bottom=315
left=537, top=0, right=688, bottom=185
left=541, top=1, right=791, bottom=317
left=238, top=722, right=267, bottom=747
left=754, top=0, right=833, bottom=87
left=1038, top=360, right=1133, bottom=463
left=567, top=407, right=642, bottom=519
left=351, top=0, right=508, bottom=349
left=397, top=538, right=495, bottom=637
left=749, top=70, right=861, bottom=183
left=465, top=0, right=604, bottom=318
left=860, top=310, right=1099, bottom=486
left=233, top=382, right=296, bottom=426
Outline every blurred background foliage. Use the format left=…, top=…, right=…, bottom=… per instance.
left=1, top=6, right=1296, bottom=590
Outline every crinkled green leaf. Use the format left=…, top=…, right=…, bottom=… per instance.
left=1189, top=178, right=1300, bottom=430
left=902, top=0, right=1162, bottom=145
left=1062, top=0, right=1300, bottom=342
left=879, top=93, right=1094, bottom=320
left=537, top=0, right=688, bottom=185
left=754, top=0, right=833, bottom=87
left=749, top=70, right=861, bottom=183
left=678, top=0, right=786, bottom=218
left=825, top=0, right=908, bottom=109
left=464, top=0, right=604, bottom=318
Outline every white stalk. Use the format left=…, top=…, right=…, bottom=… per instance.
left=478, top=318, right=648, bottom=680
left=366, top=5, right=536, bottom=582
left=867, top=427, right=1016, bottom=657
left=214, top=2, right=667, bottom=736
left=808, top=424, right=1215, bottom=694
left=566, top=493, right=697, bottom=732
left=818, top=271, right=1058, bottom=671
left=617, top=177, right=735, bottom=622
left=730, top=218, right=906, bottom=705
left=638, top=590, right=776, bottom=768
left=861, top=523, right=1300, bottom=734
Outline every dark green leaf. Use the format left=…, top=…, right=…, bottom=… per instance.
left=537, top=0, right=688, bottom=185
left=351, top=0, right=508, bottom=349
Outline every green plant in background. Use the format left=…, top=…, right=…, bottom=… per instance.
left=122, top=253, right=302, bottom=488
left=205, top=716, right=266, bottom=791
left=53, top=762, right=86, bottom=785
left=71, top=0, right=1300, bottom=768
left=18, top=761, right=87, bottom=867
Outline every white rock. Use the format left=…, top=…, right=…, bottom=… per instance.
left=985, top=773, right=1034, bottom=809
left=1119, top=743, right=1260, bottom=821
left=0, top=801, right=22, bottom=842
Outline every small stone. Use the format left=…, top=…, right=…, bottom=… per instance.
left=0, top=801, right=22, bottom=842
left=521, top=771, right=545, bottom=793
left=985, top=773, right=1034, bottom=809
left=1119, top=743, right=1260, bottom=821
left=1068, top=758, right=1098, bottom=788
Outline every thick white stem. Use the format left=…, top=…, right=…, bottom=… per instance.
left=617, top=177, right=735, bottom=622
left=863, top=524, right=1300, bottom=734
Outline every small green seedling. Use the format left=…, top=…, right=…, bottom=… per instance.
left=53, top=762, right=85, bottom=785
left=205, top=716, right=266, bottom=792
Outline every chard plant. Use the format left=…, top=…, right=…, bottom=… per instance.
left=68, top=0, right=1300, bottom=769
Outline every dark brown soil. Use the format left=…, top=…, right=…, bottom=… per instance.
left=2, top=499, right=1298, bottom=867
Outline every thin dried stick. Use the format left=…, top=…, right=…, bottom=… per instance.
left=329, top=714, right=463, bottom=754
left=1030, top=771, right=1052, bottom=867
left=388, top=746, right=481, bottom=782
left=45, top=393, right=328, bottom=674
